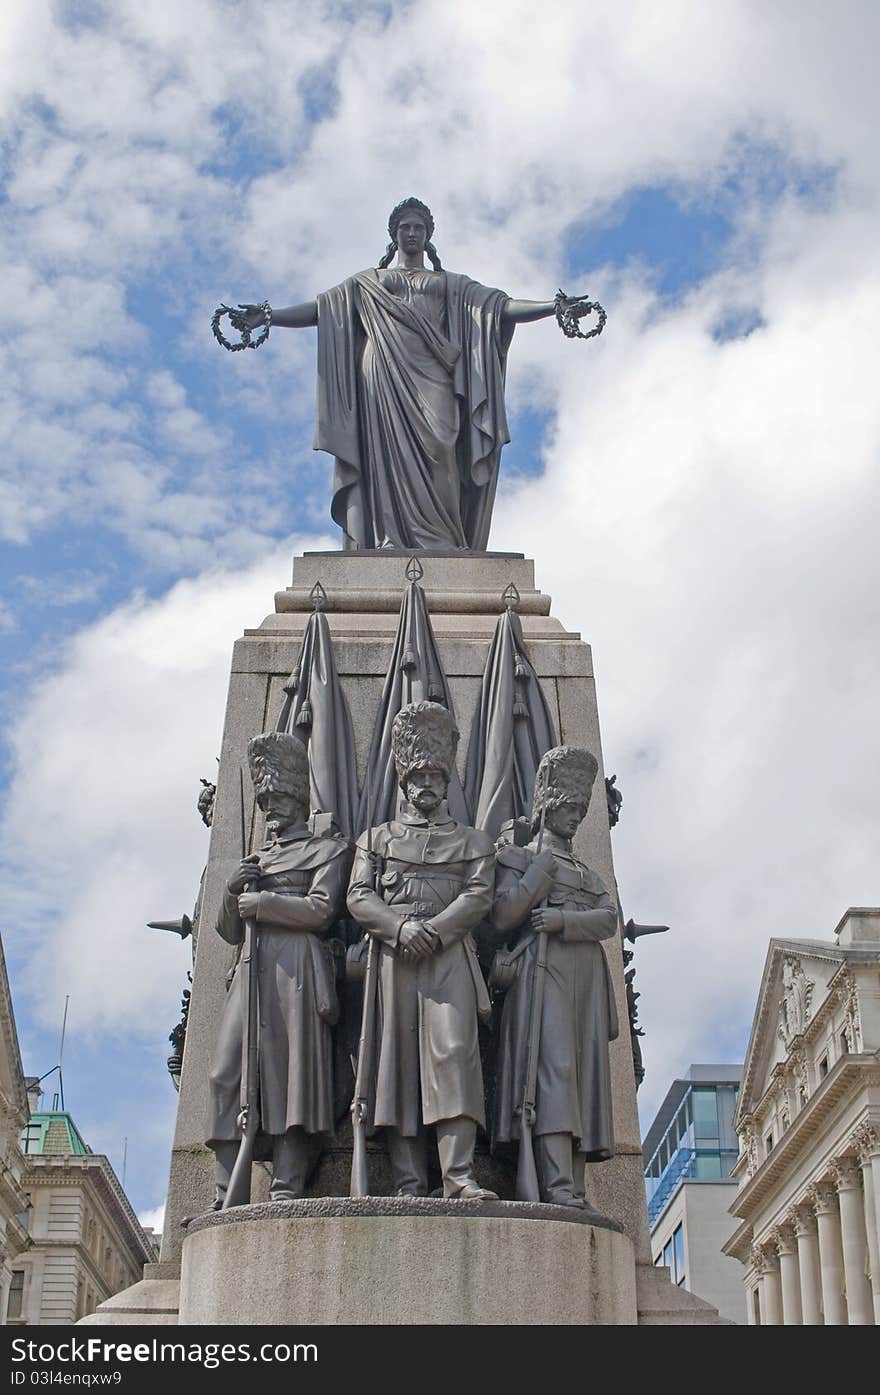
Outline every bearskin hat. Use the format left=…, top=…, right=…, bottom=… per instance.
left=391, top=701, right=459, bottom=789
left=247, top=731, right=310, bottom=808
left=531, top=745, right=598, bottom=829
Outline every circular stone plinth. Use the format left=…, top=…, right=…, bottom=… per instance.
left=184, top=1193, right=623, bottom=1235
left=179, top=1197, right=636, bottom=1326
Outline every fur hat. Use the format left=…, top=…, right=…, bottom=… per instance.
left=391, top=701, right=459, bottom=789
left=531, top=745, right=598, bottom=829
left=247, top=731, right=310, bottom=807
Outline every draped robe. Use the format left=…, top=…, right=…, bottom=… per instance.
left=316, top=268, right=513, bottom=551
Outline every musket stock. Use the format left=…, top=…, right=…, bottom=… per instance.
left=350, top=763, right=380, bottom=1198
left=515, top=801, right=548, bottom=1203
left=223, top=767, right=259, bottom=1210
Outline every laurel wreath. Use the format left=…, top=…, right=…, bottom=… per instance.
left=554, top=289, right=607, bottom=341
left=211, top=301, right=272, bottom=352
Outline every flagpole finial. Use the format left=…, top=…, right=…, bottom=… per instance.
left=309, top=580, right=327, bottom=611
left=405, top=556, right=424, bottom=583
left=502, top=581, right=520, bottom=611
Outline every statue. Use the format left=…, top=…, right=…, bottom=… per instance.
left=206, top=732, right=351, bottom=1205
left=491, top=746, right=618, bottom=1207
left=219, top=196, right=603, bottom=551
left=347, top=701, right=497, bottom=1199
left=605, top=773, right=623, bottom=828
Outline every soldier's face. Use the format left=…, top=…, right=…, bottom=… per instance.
left=405, top=766, right=447, bottom=813
left=546, top=801, right=587, bottom=840
left=257, top=786, right=305, bottom=825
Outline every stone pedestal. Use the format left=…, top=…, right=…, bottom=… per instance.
left=179, top=1198, right=635, bottom=1326
left=97, top=549, right=729, bottom=1327
left=161, top=550, right=647, bottom=1263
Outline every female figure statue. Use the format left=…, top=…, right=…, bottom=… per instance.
left=231, top=197, right=586, bottom=551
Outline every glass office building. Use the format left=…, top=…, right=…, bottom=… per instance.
left=643, top=1065, right=741, bottom=1227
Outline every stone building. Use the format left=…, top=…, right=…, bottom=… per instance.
left=723, top=907, right=880, bottom=1324
left=11, top=1108, right=158, bottom=1325
left=0, top=938, right=30, bottom=1323
left=644, top=1065, right=745, bottom=1324
left=0, top=930, right=157, bottom=1326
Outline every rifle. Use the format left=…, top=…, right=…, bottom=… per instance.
left=515, top=801, right=548, bottom=1203
left=350, top=764, right=380, bottom=1198
left=222, top=767, right=260, bottom=1209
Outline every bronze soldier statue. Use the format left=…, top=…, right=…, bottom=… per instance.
left=206, top=731, right=350, bottom=1205
left=347, top=701, right=498, bottom=1199
left=491, top=746, right=618, bottom=1207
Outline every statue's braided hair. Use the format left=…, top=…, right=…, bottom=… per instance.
left=378, top=196, right=443, bottom=271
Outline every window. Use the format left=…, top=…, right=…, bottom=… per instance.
left=663, top=1239, right=673, bottom=1271
left=7, top=1271, right=24, bottom=1321
left=692, top=1088, right=719, bottom=1142
left=840, top=1031, right=849, bottom=1056
left=20, top=1122, right=41, bottom=1154
left=818, top=1057, right=828, bottom=1079
left=764, top=1131, right=774, bottom=1157
left=673, top=1224, right=686, bottom=1287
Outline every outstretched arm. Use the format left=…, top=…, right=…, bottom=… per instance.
left=236, top=300, right=318, bottom=330
left=502, top=298, right=557, bottom=326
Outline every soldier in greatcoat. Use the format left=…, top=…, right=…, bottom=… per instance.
left=347, top=701, right=497, bottom=1199
left=491, top=746, right=618, bottom=1206
left=207, top=731, right=351, bottom=1204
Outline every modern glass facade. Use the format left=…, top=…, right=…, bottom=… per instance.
left=643, top=1073, right=740, bottom=1226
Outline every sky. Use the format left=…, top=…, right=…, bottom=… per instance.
left=1, top=0, right=878, bottom=1233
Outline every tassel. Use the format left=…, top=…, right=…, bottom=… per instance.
left=514, top=654, right=529, bottom=680
left=400, top=647, right=417, bottom=672
left=295, top=700, right=313, bottom=728
left=428, top=684, right=444, bottom=702
left=513, top=700, right=529, bottom=720
left=282, top=674, right=298, bottom=696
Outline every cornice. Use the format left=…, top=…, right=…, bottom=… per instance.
left=730, top=1056, right=880, bottom=1220
left=21, top=1155, right=153, bottom=1262
left=721, top=1217, right=754, bottom=1264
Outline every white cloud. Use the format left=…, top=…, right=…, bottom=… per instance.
left=0, top=533, right=332, bottom=1036
left=137, top=1202, right=166, bottom=1234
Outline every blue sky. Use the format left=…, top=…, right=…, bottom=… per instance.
left=1, top=1, right=879, bottom=1229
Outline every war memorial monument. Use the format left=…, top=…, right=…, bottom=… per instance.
left=89, top=197, right=727, bottom=1326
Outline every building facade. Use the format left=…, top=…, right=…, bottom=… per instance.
left=9, top=1109, right=157, bottom=1326
left=0, top=931, right=157, bottom=1326
left=643, top=1064, right=745, bottom=1323
left=0, top=940, right=30, bottom=1323
left=723, top=907, right=880, bottom=1325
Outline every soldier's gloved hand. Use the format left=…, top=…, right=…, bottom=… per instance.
left=533, top=850, right=557, bottom=879
left=228, top=854, right=261, bottom=894
left=531, top=907, right=564, bottom=934
left=398, top=919, right=437, bottom=959
left=237, top=892, right=261, bottom=920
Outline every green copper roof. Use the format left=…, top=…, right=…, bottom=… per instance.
left=21, top=1112, right=90, bottom=1156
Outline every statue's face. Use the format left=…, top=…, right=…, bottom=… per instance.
left=404, top=766, right=447, bottom=815
left=545, top=800, right=588, bottom=841
left=256, top=785, right=306, bottom=826
left=396, top=211, right=428, bottom=257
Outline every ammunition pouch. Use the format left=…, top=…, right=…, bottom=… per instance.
left=488, top=936, right=533, bottom=994
left=346, top=935, right=370, bottom=982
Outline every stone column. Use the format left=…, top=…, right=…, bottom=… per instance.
left=810, top=1181, right=847, bottom=1325
left=745, top=1283, right=757, bottom=1326
left=794, top=1205, right=823, bottom=1325
left=755, top=1244, right=782, bottom=1325
left=775, top=1225, right=803, bottom=1325
left=834, top=1159, right=875, bottom=1325
left=853, top=1123, right=880, bottom=1324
